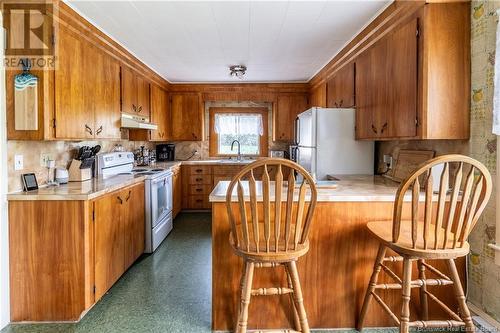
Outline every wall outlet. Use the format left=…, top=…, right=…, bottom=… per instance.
left=383, top=154, right=393, bottom=169
left=40, top=153, right=54, bottom=167
left=14, top=155, right=23, bottom=171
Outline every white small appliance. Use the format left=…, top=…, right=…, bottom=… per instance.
left=293, top=107, right=374, bottom=181
left=55, top=167, right=69, bottom=184
left=95, top=152, right=173, bottom=253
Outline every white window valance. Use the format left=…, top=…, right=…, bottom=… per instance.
left=214, top=113, right=264, bottom=136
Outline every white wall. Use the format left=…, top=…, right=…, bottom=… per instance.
left=0, top=11, right=11, bottom=329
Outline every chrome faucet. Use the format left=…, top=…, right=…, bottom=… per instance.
left=231, top=140, right=242, bottom=161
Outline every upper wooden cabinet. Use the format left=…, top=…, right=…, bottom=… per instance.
left=54, top=26, right=121, bottom=140
left=274, top=94, right=308, bottom=141
left=309, top=83, right=327, bottom=108
left=150, top=85, right=169, bottom=141
left=355, top=2, right=469, bottom=140
left=327, top=63, right=355, bottom=108
left=169, top=93, right=203, bottom=141
left=121, top=66, right=150, bottom=117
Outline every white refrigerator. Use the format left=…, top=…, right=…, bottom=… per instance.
left=294, top=107, right=374, bottom=181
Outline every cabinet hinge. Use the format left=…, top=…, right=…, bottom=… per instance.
left=119, top=71, right=123, bottom=111
left=416, top=27, right=419, bottom=38
left=415, top=117, right=419, bottom=127
left=93, top=285, right=96, bottom=294
left=51, top=33, right=56, bottom=46
left=92, top=209, right=95, bottom=221
left=52, top=118, right=56, bottom=128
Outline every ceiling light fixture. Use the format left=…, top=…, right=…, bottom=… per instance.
left=229, top=65, right=247, bottom=79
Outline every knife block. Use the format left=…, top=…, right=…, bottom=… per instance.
left=68, top=159, right=92, bottom=182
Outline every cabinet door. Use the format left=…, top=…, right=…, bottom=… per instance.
left=386, top=18, right=418, bottom=138
left=94, top=192, right=124, bottom=300
left=54, top=27, right=95, bottom=139
left=150, top=85, right=169, bottom=141
left=170, top=93, right=203, bottom=141
left=327, top=63, right=355, bottom=108
left=275, top=94, right=308, bottom=141
left=91, top=48, right=121, bottom=139
left=120, top=66, right=137, bottom=114
left=123, top=183, right=145, bottom=270
left=136, top=75, right=150, bottom=117
left=172, top=168, right=182, bottom=218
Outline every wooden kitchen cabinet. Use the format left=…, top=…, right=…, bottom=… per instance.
left=182, top=165, right=212, bottom=210
left=172, top=166, right=182, bottom=218
left=355, top=3, right=469, bottom=140
left=326, top=62, right=355, bottom=108
left=54, top=25, right=121, bottom=140
left=356, top=18, right=417, bottom=140
left=129, top=84, right=169, bottom=141
left=121, top=66, right=150, bottom=117
left=94, top=182, right=145, bottom=300
left=170, top=93, right=203, bottom=141
left=274, top=93, right=308, bottom=141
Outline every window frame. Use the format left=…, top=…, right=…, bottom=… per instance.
left=209, top=107, right=268, bottom=158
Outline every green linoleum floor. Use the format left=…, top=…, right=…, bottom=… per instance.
left=0, top=213, right=447, bottom=333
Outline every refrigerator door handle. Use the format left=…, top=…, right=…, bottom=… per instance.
left=295, top=117, right=300, bottom=145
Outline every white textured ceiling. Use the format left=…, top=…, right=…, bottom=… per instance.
left=66, top=1, right=392, bottom=83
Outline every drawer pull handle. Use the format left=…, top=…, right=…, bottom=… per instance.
left=195, top=188, right=203, bottom=192
left=125, top=190, right=131, bottom=202
left=196, top=178, right=203, bottom=181
left=196, top=199, right=203, bottom=203
left=117, top=196, right=123, bottom=204
left=195, top=169, right=203, bottom=172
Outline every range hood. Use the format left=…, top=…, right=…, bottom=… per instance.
left=121, top=113, right=158, bottom=130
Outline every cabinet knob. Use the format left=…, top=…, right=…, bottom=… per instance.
left=85, top=124, right=93, bottom=135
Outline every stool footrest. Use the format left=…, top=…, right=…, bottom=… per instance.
left=248, top=330, right=301, bottom=333
left=251, top=287, right=293, bottom=296
left=409, top=320, right=465, bottom=328
left=375, top=278, right=453, bottom=290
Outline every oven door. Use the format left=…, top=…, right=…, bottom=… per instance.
left=150, top=173, right=173, bottom=228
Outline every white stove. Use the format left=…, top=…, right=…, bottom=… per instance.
left=96, top=152, right=173, bottom=253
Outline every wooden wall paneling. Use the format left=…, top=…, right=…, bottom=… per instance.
left=9, top=200, right=91, bottom=321
left=420, top=2, right=470, bottom=139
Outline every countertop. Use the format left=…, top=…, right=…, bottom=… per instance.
left=6, top=159, right=250, bottom=201
left=209, top=175, right=418, bottom=203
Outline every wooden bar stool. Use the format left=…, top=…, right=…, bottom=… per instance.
left=358, top=155, right=492, bottom=333
left=225, top=158, right=317, bottom=333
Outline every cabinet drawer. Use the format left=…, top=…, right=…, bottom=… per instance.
left=186, top=165, right=212, bottom=175
left=188, top=175, right=212, bottom=185
left=186, top=195, right=210, bottom=209
left=188, top=185, right=212, bottom=195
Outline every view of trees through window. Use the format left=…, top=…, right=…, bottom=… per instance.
left=216, top=113, right=262, bottom=155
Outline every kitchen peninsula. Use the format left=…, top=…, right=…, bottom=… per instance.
left=209, top=175, right=465, bottom=330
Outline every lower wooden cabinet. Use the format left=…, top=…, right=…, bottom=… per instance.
left=172, top=166, right=182, bottom=218
left=182, top=165, right=213, bottom=210
left=94, top=182, right=145, bottom=300
left=8, top=181, right=145, bottom=322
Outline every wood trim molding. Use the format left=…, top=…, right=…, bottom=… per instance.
left=208, top=107, right=269, bottom=158
left=309, top=1, right=425, bottom=90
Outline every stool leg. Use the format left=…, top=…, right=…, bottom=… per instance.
left=285, top=263, right=302, bottom=332
left=357, top=244, right=387, bottom=331
left=236, top=261, right=255, bottom=333
left=447, top=258, right=475, bottom=332
left=417, top=259, right=429, bottom=321
left=400, top=258, right=412, bottom=333
left=287, top=261, right=310, bottom=333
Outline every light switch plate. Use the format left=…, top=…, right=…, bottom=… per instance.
left=14, top=155, right=23, bottom=171
left=383, top=154, right=393, bottom=169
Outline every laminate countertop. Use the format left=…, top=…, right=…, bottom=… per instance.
left=209, top=175, right=412, bottom=203
left=6, top=159, right=252, bottom=201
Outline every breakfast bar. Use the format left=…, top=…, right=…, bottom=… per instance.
left=209, top=175, right=465, bottom=331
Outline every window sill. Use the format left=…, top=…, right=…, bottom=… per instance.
left=488, top=243, right=500, bottom=252
left=487, top=244, right=500, bottom=266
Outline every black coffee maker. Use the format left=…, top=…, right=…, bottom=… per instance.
left=156, top=144, right=175, bottom=161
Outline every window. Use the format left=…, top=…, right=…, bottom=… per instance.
left=209, top=107, right=268, bottom=157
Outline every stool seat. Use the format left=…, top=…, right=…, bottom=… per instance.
left=230, top=232, right=310, bottom=262
left=367, top=221, right=470, bottom=259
